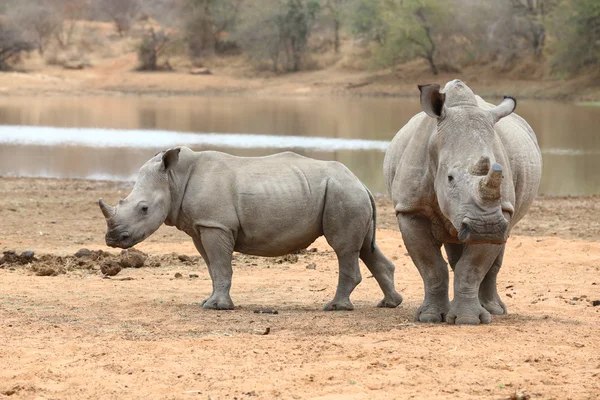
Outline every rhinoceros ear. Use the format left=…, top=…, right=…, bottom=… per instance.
left=418, top=84, right=446, bottom=118
left=161, top=147, right=180, bottom=171
left=490, top=96, right=517, bottom=123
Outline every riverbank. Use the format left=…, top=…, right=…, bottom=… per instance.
left=2, top=52, right=599, bottom=102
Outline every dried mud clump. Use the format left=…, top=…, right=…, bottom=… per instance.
left=101, top=260, right=122, bottom=276
left=0, top=250, right=37, bottom=266
left=119, top=249, right=147, bottom=268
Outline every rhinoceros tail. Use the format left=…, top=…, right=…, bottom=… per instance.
left=364, top=184, right=377, bottom=253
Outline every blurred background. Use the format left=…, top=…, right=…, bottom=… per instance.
left=0, top=0, right=598, bottom=195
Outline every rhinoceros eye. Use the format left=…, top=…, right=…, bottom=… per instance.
left=139, top=203, right=149, bottom=215
left=447, top=174, right=454, bottom=183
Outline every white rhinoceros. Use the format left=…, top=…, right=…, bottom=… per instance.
left=100, top=147, right=403, bottom=311
left=383, top=79, right=542, bottom=325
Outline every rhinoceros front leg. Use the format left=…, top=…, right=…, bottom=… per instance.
left=195, top=227, right=235, bottom=310
left=478, top=244, right=507, bottom=315
left=447, top=243, right=503, bottom=325
left=398, top=214, right=450, bottom=323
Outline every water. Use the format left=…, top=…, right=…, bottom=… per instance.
left=0, top=95, right=598, bottom=195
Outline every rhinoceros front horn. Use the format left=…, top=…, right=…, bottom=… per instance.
left=98, top=198, right=116, bottom=219
left=479, top=163, right=503, bottom=202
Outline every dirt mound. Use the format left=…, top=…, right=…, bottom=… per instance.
left=0, top=248, right=209, bottom=277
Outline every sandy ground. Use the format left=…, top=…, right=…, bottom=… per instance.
left=0, top=177, right=599, bottom=400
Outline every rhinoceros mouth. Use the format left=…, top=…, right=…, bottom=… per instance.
left=458, top=216, right=508, bottom=244
left=105, top=231, right=144, bottom=249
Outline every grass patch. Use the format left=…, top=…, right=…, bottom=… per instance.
left=578, top=101, right=600, bottom=106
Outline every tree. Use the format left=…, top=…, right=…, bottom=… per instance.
left=376, top=0, right=449, bottom=74
left=324, top=0, right=346, bottom=53
left=0, top=23, right=35, bottom=71
left=137, top=27, right=172, bottom=70
left=347, top=0, right=386, bottom=45
left=549, top=0, right=600, bottom=74
left=52, top=0, right=91, bottom=49
left=10, top=1, right=62, bottom=55
left=182, top=0, right=244, bottom=60
left=508, top=0, right=558, bottom=59
left=98, top=0, right=140, bottom=36
left=234, top=0, right=320, bottom=72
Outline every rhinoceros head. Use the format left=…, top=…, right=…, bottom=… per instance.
left=99, top=148, right=180, bottom=249
left=418, top=80, right=516, bottom=244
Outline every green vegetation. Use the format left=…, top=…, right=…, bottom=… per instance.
left=0, top=0, right=597, bottom=76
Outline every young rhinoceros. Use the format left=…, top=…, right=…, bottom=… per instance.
left=99, top=146, right=403, bottom=311
left=383, top=80, right=542, bottom=325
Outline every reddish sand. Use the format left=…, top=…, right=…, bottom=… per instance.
left=1, top=178, right=599, bottom=399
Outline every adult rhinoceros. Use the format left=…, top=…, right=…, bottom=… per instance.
left=383, top=79, right=542, bottom=325
left=99, top=147, right=403, bottom=311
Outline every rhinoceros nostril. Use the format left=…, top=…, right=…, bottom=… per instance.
left=120, top=233, right=130, bottom=242
left=458, top=222, right=470, bottom=242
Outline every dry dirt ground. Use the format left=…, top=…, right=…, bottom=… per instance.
left=1, top=178, right=600, bottom=400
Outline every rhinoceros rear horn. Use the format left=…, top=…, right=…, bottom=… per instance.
left=490, top=96, right=517, bottom=123
left=418, top=84, right=446, bottom=118
left=470, top=155, right=491, bottom=176
left=99, top=198, right=116, bottom=219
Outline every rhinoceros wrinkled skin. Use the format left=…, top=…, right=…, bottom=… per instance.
left=383, top=79, right=542, bottom=325
left=99, top=146, right=403, bottom=311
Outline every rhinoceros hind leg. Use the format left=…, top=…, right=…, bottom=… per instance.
left=360, top=242, right=403, bottom=308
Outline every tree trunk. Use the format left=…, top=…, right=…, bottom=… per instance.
left=427, top=55, right=438, bottom=75
left=333, top=19, right=340, bottom=53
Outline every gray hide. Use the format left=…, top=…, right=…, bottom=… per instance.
left=383, top=79, right=542, bottom=325
left=100, top=147, right=403, bottom=311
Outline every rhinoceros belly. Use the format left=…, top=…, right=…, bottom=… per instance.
left=232, top=170, right=327, bottom=257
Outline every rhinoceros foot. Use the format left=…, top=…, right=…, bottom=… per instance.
left=323, top=299, right=354, bottom=311
left=446, top=298, right=492, bottom=325
left=201, top=295, right=234, bottom=310
left=414, top=298, right=450, bottom=323
left=377, top=292, right=403, bottom=308
left=480, top=296, right=507, bottom=315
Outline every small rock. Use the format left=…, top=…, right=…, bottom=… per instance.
left=308, top=248, right=318, bottom=253
left=510, top=391, right=531, bottom=400
left=174, top=272, right=183, bottom=279
left=101, top=260, right=122, bottom=276
left=306, top=263, right=316, bottom=270
left=178, top=254, right=192, bottom=262
left=189, top=274, right=199, bottom=278
left=75, top=248, right=92, bottom=258
left=190, top=67, right=211, bottom=75
left=32, top=266, right=60, bottom=276
left=592, top=300, right=600, bottom=306
left=282, top=254, right=298, bottom=263
left=63, top=60, right=86, bottom=70
left=20, top=250, right=35, bottom=262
